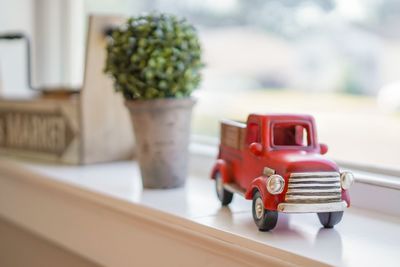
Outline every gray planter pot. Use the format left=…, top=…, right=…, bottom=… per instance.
left=125, top=98, right=196, bottom=188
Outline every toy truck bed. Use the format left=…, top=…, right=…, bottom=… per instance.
left=220, top=120, right=246, bottom=151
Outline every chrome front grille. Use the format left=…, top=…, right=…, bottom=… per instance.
left=285, top=172, right=341, bottom=203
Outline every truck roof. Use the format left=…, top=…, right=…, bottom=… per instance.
left=249, top=113, right=315, bottom=121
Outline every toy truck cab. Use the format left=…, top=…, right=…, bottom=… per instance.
left=211, top=114, right=354, bottom=231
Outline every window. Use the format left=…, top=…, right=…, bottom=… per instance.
left=3, top=0, right=397, bottom=170
left=272, top=124, right=310, bottom=147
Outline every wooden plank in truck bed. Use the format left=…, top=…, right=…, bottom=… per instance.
left=221, top=121, right=246, bottom=150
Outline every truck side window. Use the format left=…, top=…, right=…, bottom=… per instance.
left=246, top=123, right=260, bottom=144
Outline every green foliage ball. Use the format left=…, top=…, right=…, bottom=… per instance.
left=104, top=13, right=204, bottom=100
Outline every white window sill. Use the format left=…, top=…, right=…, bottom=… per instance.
left=0, top=154, right=399, bottom=267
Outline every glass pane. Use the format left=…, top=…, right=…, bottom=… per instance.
left=273, top=124, right=309, bottom=147
left=83, top=0, right=400, bottom=169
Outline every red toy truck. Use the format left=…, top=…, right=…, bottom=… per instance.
left=211, top=114, right=354, bottom=231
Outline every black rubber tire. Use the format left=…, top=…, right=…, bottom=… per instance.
left=252, top=191, right=278, bottom=231
left=215, top=173, right=233, bottom=206
left=317, top=211, right=344, bottom=228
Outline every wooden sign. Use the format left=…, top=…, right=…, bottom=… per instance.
left=0, top=16, right=134, bottom=164
left=0, top=109, right=74, bottom=155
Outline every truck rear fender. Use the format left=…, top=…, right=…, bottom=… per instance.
left=210, top=159, right=231, bottom=183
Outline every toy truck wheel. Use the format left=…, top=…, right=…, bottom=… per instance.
left=252, top=191, right=278, bottom=231
left=215, top=173, right=233, bottom=206
left=317, top=211, right=343, bottom=228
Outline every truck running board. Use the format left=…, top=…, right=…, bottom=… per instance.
left=224, top=183, right=246, bottom=197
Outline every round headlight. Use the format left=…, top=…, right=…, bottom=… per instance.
left=340, top=172, right=354, bottom=190
left=266, top=174, right=285, bottom=195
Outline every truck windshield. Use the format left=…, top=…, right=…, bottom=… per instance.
left=272, top=123, right=311, bottom=147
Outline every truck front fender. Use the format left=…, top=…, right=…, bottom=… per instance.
left=210, top=159, right=231, bottom=184
left=245, top=176, right=281, bottom=211
left=342, top=189, right=351, bottom=207
left=244, top=176, right=267, bottom=200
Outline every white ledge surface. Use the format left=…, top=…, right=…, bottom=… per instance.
left=0, top=158, right=399, bottom=267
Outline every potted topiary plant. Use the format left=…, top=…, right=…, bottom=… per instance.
left=105, top=13, right=203, bottom=188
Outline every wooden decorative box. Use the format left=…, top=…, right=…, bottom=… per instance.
left=0, top=16, right=134, bottom=164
